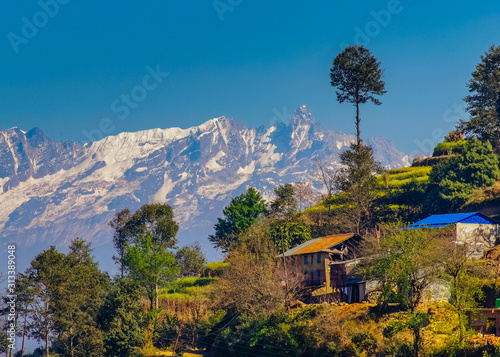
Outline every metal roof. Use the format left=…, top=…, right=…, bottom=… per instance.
left=407, top=212, right=499, bottom=229
left=282, top=233, right=356, bottom=257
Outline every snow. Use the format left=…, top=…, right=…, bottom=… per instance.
left=205, top=151, right=226, bottom=172
left=0, top=107, right=410, bottom=249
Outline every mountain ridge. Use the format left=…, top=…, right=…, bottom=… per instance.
left=0, top=106, right=409, bottom=265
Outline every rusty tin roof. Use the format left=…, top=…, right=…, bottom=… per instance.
left=283, top=233, right=356, bottom=257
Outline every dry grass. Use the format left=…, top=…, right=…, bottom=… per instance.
left=465, top=181, right=500, bottom=205
left=311, top=301, right=458, bottom=355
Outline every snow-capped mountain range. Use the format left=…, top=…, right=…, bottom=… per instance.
left=0, top=106, right=409, bottom=268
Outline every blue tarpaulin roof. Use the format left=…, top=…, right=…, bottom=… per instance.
left=407, top=212, right=499, bottom=229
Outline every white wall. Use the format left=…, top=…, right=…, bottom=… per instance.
left=456, top=223, right=499, bottom=256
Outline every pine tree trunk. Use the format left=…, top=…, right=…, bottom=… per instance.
left=356, top=101, right=361, bottom=148
left=21, top=313, right=27, bottom=356
left=46, top=329, right=50, bottom=357
left=70, top=331, right=75, bottom=357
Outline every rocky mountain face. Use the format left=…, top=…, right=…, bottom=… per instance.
left=0, top=106, right=409, bottom=268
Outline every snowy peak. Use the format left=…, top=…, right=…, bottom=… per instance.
left=291, top=105, right=315, bottom=127
left=0, top=107, right=409, bottom=257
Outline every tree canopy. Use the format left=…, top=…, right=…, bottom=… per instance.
left=459, top=44, right=500, bottom=153
left=175, top=242, right=207, bottom=277
left=334, top=143, right=383, bottom=234
left=209, top=187, right=268, bottom=251
left=110, top=203, right=179, bottom=275
left=123, top=233, right=179, bottom=311
left=330, top=45, right=386, bottom=146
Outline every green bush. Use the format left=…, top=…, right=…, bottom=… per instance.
left=433, top=140, right=467, bottom=156
left=203, top=262, right=229, bottom=277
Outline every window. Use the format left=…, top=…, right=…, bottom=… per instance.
left=311, top=254, right=314, bottom=264
left=317, top=254, right=321, bottom=264
left=317, top=270, right=321, bottom=283
left=304, top=255, right=308, bottom=265
left=310, top=270, right=314, bottom=282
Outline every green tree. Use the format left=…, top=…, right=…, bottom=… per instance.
left=334, top=143, right=383, bottom=234
left=123, top=233, right=179, bottom=311
left=8, top=273, right=33, bottom=357
left=99, top=278, right=145, bottom=357
left=0, top=329, right=8, bottom=356
left=360, top=228, right=446, bottom=357
left=359, top=228, right=444, bottom=312
left=175, top=242, right=207, bottom=277
left=269, top=183, right=298, bottom=220
left=428, top=138, right=500, bottom=211
left=110, top=204, right=180, bottom=276
left=441, top=241, right=487, bottom=343
left=209, top=187, right=268, bottom=251
left=330, top=45, right=386, bottom=147
left=459, top=44, right=500, bottom=153
left=267, top=220, right=312, bottom=253
left=28, top=246, right=67, bottom=357
left=130, top=203, right=179, bottom=247
left=109, top=208, right=133, bottom=277
left=52, top=238, right=109, bottom=357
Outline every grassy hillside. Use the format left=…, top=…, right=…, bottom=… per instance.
left=159, top=277, right=217, bottom=300
left=377, top=166, right=432, bottom=188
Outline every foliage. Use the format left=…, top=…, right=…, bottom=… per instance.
left=153, top=313, right=185, bottom=354
left=214, top=226, right=305, bottom=317
left=441, top=241, right=488, bottom=342
left=51, top=238, right=109, bottom=357
left=0, top=329, right=8, bottom=355
left=269, top=183, right=298, bottom=220
left=26, top=239, right=110, bottom=357
left=266, top=219, right=312, bottom=253
left=445, top=130, right=466, bottom=143
left=330, top=45, right=386, bottom=146
left=203, top=262, right=229, bottom=278
left=433, top=140, right=467, bottom=156
left=99, top=278, right=145, bottom=357
left=27, top=246, right=66, bottom=355
left=109, top=208, right=133, bottom=277
left=351, top=332, right=377, bottom=356
left=459, top=44, right=500, bottom=153
left=110, top=203, right=180, bottom=275
left=199, top=308, right=331, bottom=356
left=334, top=143, right=383, bottom=234
left=123, top=233, right=179, bottom=310
left=384, top=311, right=431, bottom=357
left=175, top=242, right=207, bottom=277
left=166, top=277, right=217, bottom=295
left=358, top=228, right=446, bottom=312
left=428, top=138, right=500, bottom=211
left=209, top=187, right=268, bottom=252
left=131, top=203, right=179, bottom=247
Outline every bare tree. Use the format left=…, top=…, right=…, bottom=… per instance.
left=214, top=226, right=305, bottom=317
left=293, top=181, right=315, bottom=211
left=313, top=159, right=337, bottom=211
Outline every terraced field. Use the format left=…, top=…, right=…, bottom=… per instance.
left=377, top=166, right=432, bottom=188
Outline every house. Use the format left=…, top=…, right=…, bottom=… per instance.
left=406, top=212, right=500, bottom=256
left=281, top=233, right=364, bottom=301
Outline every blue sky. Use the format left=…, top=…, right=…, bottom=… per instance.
left=1, top=1, right=500, bottom=156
